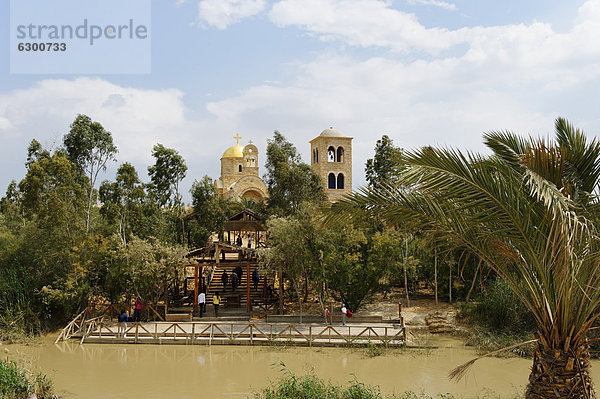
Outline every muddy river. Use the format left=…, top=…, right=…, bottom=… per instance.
left=6, top=335, right=600, bottom=398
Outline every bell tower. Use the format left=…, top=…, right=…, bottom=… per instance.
left=310, top=127, right=353, bottom=202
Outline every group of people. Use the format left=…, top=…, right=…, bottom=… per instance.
left=117, top=296, right=143, bottom=337
left=115, top=295, right=352, bottom=332
left=220, top=267, right=261, bottom=292
left=234, top=235, right=253, bottom=248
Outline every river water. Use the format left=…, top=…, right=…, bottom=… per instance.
left=6, top=334, right=600, bottom=398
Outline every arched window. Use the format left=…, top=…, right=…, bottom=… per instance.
left=337, top=173, right=344, bottom=189
left=238, top=164, right=242, bottom=172
left=328, top=173, right=336, bottom=189
left=337, top=147, right=344, bottom=162
left=328, top=146, right=335, bottom=162
left=316, top=148, right=318, bottom=163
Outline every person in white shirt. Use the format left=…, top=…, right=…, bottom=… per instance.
left=341, top=303, right=347, bottom=326
left=198, top=291, right=206, bottom=318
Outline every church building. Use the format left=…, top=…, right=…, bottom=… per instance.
left=310, top=127, right=353, bottom=202
left=215, top=128, right=352, bottom=204
left=215, top=134, right=268, bottom=202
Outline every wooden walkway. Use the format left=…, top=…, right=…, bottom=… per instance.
left=67, top=321, right=406, bottom=347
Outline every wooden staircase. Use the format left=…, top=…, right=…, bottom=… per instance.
left=203, top=262, right=267, bottom=309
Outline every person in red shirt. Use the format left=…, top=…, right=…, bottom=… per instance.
left=133, top=296, right=142, bottom=322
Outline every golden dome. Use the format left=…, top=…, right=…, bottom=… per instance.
left=222, top=145, right=244, bottom=159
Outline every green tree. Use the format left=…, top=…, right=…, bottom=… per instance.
left=147, top=144, right=187, bottom=244
left=365, top=135, right=402, bottom=188
left=329, top=118, right=600, bottom=398
left=261, top=215, right=316, bottom=322
left=188, top=176, right=231, bottom=248
left=25, top=139, right=50, bottom=168
left=118, top=237, right=187, bottom=309
left=63, top=114, right=118, bottom=233
left=0, top=181, right=24, bottom=230
left=147, top=144, right=187, bottom=208
left=12, top=150, right=90, bottom=328
left=99, top=163, right=146, bottom=245
left=264, top=131, right=325, bottom=216
left=262, top=203, right=394, bottom=316
left=19, top=152, right=87, bottom=241
left=320, top=225, right=399, bottom=312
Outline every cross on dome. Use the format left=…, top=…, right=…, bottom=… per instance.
left=234, top=133, right=242, bottom=145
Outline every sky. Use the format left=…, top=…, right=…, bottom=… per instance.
left=1, top=0, right=600, bottom=201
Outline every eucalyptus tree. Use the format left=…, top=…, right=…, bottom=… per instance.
left=63, top=114, right=118, bottom=233
left=329, top=118, right=600, bottom=398
left=188, top=176, right=232, bottom=247
left=264, top=131, right=325, bottom=216
left=147, top=144, right=187, bottom=243
left=365, top=134, right=402, bottom=188
left=99, top=163, right=146, bottom=245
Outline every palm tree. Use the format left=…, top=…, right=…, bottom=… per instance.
left=328, top=118, right=600, bottom=398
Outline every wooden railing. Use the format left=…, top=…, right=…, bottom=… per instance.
left=79, top=316, right=105, bottom=344
left=80, top=321, right=406, bottom=347
left=54, top=307, right=90, bottom=343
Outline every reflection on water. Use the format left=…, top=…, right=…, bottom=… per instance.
left=7, top=334, right=600, bottom=399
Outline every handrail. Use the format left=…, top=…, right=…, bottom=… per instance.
left=54, top=307, right=89, bottom=343
left=207, top=264, right=217, bottom=289
left=77, top=321, right=405, bottom=347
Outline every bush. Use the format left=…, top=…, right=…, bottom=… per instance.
left=0, top=359, right=56, bottom=399
left=470, top=279, right=534, bottom=334
left=253, top=368, right=517, bottom=399
left=255, top=372, right=379, bottom=399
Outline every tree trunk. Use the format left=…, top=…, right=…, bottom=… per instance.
left=403, top=233, right=410, bottom=306
left=317, top=289, right=327, bottom=324
left=434, top=247, right=438, bottom=305
left=303, top=275, right=309, bottom=303
left=525, top=339, right=595, bottom=399
left=465, top=260, right=480, bottom=303
left=293, top=279, right=303, bottom=324
left=278, top=266, right=284, bottom=315
left=449, top=262, right=452, bottom=303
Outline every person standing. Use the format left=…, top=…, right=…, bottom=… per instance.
left=248, top=236, right=252, bottom=248
left=236, top=235, right=242, bottom=246
left=133, top=297, right=142, bottom=322
left=341, top=303, right=347, bottom=326
left=252, top=268, right=260, bottom=290
left=118, top=310, right=128, bottom=337
left=221, top=270, right=228, bottom=291
left=213, top=292, right=222, bottom=317
left=231, top=272, right=238, bottom=292
left=198, top=290, right=206, bottom=318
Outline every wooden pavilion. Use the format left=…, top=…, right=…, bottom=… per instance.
left=223, top=209, right=267, bottom=248
left=184, top=209, right=279, bottom=314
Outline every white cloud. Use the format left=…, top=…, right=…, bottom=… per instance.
left=197, top=0, right=266, bottom=29
left=269, top=0, right=600, bottom=63
left=406, top=0, right=456, bottom=11
left=269, top=0, right=456, bottom=53
left=0, top=78, right=188, bottom=162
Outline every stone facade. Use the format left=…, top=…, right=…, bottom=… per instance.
left=310, top=128, right=353, bottom=202
left=215, top=140, right=268, bottom=201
